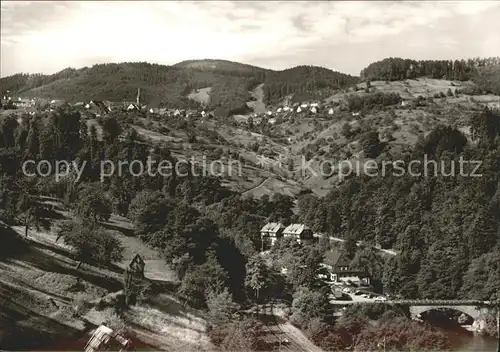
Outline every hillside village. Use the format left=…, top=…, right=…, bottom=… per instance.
left=1, top=55, right=500, bottom=352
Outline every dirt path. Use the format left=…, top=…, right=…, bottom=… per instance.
left=91, top=214, right=178, bottom=283
left=18, top=197, right=178, bottom=283
left=242, top=177, right=270, bottom=197
left=326, top=235, right=398, bottom=256
left=247, top=83, right=267, bottom=114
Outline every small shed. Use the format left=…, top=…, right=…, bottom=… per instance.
left=127, top=253, right=145, bottom=278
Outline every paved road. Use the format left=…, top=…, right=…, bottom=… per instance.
left=319, top=235, right=399, bottom=256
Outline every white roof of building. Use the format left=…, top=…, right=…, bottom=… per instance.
left=283, top=223, right=310, bottom=235
left=85, top=325, right=114, bottom=352
left=261, top=222, right=284, bottom=233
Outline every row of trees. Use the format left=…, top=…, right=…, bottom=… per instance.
left=360, top=57, right=500, bottom=81
left=346, top=92, right=401, bottom=112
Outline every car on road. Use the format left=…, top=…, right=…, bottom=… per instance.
left=332, top=293, right=352, bottom=301
left=354, top=290, right=363, bottom=296
left=374, top=296, right=387, bottom=301
left=361, top=294, right=369, bottom=298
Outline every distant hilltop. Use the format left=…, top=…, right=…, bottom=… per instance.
left=0, top=57, right=499, bottom=116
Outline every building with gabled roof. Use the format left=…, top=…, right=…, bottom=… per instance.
left=282, top=223, right=313, bottom=244
left=260, top=222, right=285, bottom=250
left=322, top=248, right=370, bottom=285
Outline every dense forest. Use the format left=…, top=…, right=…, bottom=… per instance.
left=0, top=61, right=265, bottom=110
left=472, top=63, right=500, bottom=95
left=209, top=77, right=254, bottom=117
left=360, top=57, right=500, bottom=85
left=0, top=61, right=358, bottom=114
left=298, top=108, right=500, bottom=301
left=263, top=66, right=359, bottom=106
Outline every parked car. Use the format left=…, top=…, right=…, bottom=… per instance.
left=374, top=296, right=387, bottom=301
left=333, top=293, right=352, bottom=301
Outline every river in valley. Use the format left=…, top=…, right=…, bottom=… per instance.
left=422, top=310, right=498, bottom=351
left=453, top=330, right=497, bottom=351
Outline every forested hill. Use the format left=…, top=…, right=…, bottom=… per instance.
left=0, top=60, right=358, bottom=113
left=173, top=59, right=269, bottom=77
left=2, top=57, right=499, bottom=113
left=263, top=65, right=359, bottom=105
left=360, top=57, right=500, bottom=94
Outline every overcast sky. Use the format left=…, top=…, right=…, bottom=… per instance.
left=1, top=1, right=500, bottom=77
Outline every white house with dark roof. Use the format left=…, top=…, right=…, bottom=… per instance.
left=283, top=224, right=313, bottom=244
left=260, top=222, right=285, bottom=250
left=322, top=248, right=371, bottom=285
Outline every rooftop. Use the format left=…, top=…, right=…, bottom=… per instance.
left=323, top=248, right=351, bottom=268
left=283, top=223, right=310, bottom=235
left=261, top=222, right=284, bottom=233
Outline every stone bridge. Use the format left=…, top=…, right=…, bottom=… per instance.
left=401, top=300, right=493, bottom=320
left=331, top=299, right=496, bottom=322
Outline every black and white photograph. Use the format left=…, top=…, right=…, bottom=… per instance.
left=0, top=0, right=499, bottom=351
